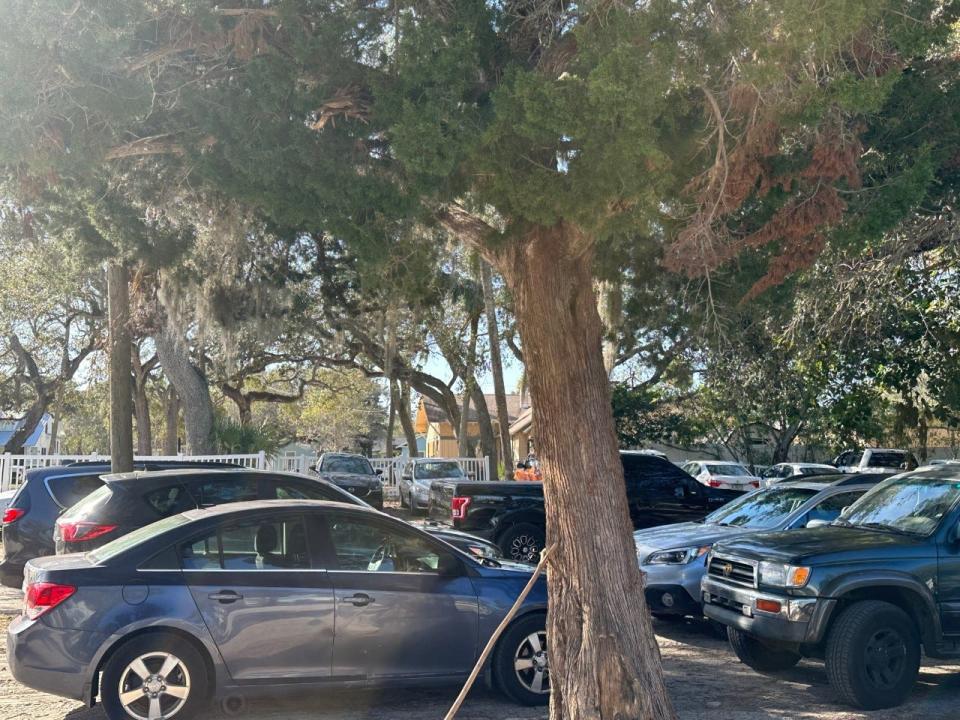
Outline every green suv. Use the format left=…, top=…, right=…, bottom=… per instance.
left=702, top=467, right=960, bottom=710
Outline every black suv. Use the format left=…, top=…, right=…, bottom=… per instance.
left=702, top=466, right=960, bottom=709
left=0, top=460, right=244, bottom=588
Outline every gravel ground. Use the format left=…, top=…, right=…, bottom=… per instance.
left=2, top=582, right=960, bottom=720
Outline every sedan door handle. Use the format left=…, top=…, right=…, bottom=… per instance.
left=208, top=590, right=243, bottom=604
left=340, top=593, right=374, bottom=607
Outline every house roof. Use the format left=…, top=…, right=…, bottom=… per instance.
left=509, top=406, right=533, bottom=436
left=0, top=413, right=50, bottom=448
left=418, top=394, right=523, bottom=426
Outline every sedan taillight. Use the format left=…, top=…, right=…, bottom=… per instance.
left=57, top=520, right=117, bottom=544
left=2, top=507, right=25, bottom=525
left=707, top=479, right=721, bottom=488
left=24, top=582, right=76, bottom=620
left=451, top=496, right=471, bottom=520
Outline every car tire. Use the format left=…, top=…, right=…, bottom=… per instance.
left=100, top=633, right=210, bottom=720
left=493, top=614, right=550, bottom=706
left=728, top=627, right=802, bottom=672
left=824, top=600, right=920, bottom=710
left=498, top=523, right=546, bottom=564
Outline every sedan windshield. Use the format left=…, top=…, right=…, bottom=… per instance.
left=705, top=487, right=819, bottom=529
left=320, top=456, right=374, bottom=475
left=416, top=461, right=465, bottom=479
left=707, top=464, right=752, bottom=477
left=840, top=476, right=960, bottom=536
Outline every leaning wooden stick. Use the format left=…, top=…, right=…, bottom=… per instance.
left=443, top=544, right=556, bottom=720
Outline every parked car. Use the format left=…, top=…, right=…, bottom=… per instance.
left=635, top=473, right=887, bottom=619
left=759, top=463, right=838, bottom=487
left=313, top=452, right=383, bottom=509
left=681, top=461, right=760, bottom=491
left=429, top=452, right=744, bottom=563
left=9, top=499, right=549, bottom=719
left=0, top=460, right=245, bottom=588
left=53, top=468, right=502, bottom=561
left=702, top=466, right=960, bottom=710
left=399, top=458, right=466, bottom=512
left=833, top=447, right=918, bottom=473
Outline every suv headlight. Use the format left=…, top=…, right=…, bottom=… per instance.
left=759, top=561, right=811, bottom=588
left=644, top=545, right=712, bottom=565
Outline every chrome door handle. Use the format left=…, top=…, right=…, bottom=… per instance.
left=340, top=593, right=374, bottom=607
left=208, top=590, right=243, bottom=603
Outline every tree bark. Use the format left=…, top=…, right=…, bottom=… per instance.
left=221, top=383, right=254, bottom=425
left=398, top=381, right=419, bottom=457
left=498, top=223, right=675, bottom=720
left=597, top=278, right=623, bottom=376
left=131, top=349, right=158, bottom=456
left=482, top=261, right=514, bottom=478
left=468, top=382, right=498, bottom=475
left=155, top=324, right=215, bottom=455
left=385, top=380, right=397, bottom=458
left=458, top=314, right=479, bottom=457
left=107, top=262, right=134, bottom=473
left=163, top=385, right=181, bottom=455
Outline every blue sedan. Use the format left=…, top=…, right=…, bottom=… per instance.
left=8, top=499, right=549, bottom=720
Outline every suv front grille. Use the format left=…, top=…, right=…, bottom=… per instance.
left=708, top=554, right=757, bottom=588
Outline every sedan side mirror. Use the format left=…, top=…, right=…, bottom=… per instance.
left=805, top=518, right=831, bottom=529
left=438, top=554, right=465, bottom=578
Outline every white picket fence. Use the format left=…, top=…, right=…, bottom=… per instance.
left=0, top=452, right=268, bottom=492
left=0, top=451, right=490, bottom=493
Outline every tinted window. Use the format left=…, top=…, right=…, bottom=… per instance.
left=706, top=464, right=751, bottom=477
left=320, top=456, right=374, bottom=474
left=805, top=490, right=864, bottom=524
left=867, top=451, right=909, bottom=468
left=144, top=485, right=196, bottom=516
left=327, top=516, right=444, bottom=573
left=705, top=487, right=819, bottom=529
left=194, top=477, right=259, bottom=507
left=273, top=479, right=357, bottom=504
left=46, top=473, right=104, bottom=509
left=181, top=517, right=310, bottom=570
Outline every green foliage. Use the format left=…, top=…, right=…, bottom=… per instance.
left=212, top=414, right=285, bottom=456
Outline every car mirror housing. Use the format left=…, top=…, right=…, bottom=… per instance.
left=438, top=554, right=465, bottom=578
left=805, top=518, right=831, bottom=529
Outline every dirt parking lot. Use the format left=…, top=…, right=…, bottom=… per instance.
left=3, top=584, right=960, bottom=720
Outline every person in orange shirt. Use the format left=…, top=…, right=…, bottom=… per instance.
left=514, top=462, right=532, bottom=481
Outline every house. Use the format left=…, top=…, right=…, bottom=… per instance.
left=0, top=413, right=56, bottom=455
left=509, top=405, right=534, bottom=460
left=414, top=394, right=521, bottom=466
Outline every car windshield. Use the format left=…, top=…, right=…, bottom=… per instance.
left=839, top=475, right=960, bottom=536
left=88, top=514, right=194, bottom=564
left=320, top=456, right=374, bottom=475
left=705, top=487, right=819, bottom=529
left=416, top=461, right=465, bottom=479
left=707, top=464, right=752, bottom=477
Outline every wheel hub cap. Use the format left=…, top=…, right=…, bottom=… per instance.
left=119, top=652, right=191, bottom=720
left=514, top=631, right=550, bottom=695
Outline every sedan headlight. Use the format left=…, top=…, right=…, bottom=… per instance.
left=759, top=561, right=811, bottom=588
left=644, top=545, right=712, bottom=565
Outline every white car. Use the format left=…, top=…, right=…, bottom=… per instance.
left=681, top=461, right=760, bottom=491
left=833, top=448, right=918, bottom=474
left=398, top=458, right=466, bottom=512
left=760, top=462, right=838, bottom=487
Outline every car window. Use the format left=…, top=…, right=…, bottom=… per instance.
left=181, top=517, right=310, bottom=570
left=194, top=477, right=259, bottom=508
left=414, top=461, right=464, bottom=480
left=841, top=476, right=960, bottom=536
left=705, top=487, right=819, bottom=529
left=46, top=473, right=105, bottom=509
left=320, top=456, right=374, bottom=475
left=805, top=490, right=864, bottom=524
left=144, top=485, right=196, bottom=516
left=326, top=516, right=445, bottom=573
left=867, top=451, right=908, bottom=468
left=706, top=464, right=751, bottom=477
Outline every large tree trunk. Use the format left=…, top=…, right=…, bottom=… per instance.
left=468, top=382, right=498, bottom=475
left=385, top=380, right=397, bottom=458
left=481, top=261, right=515, bottom=478
left=155, top=324, right=215, bottom=455
left=597, top=278, right=623, bottom=376
left=131, top=349, right=157, bottom=456
left=107, top=263, right=134, bottom=473
left=221, top=383, right=254, bottom=425
left=458, top=315, right=479, bottom=456
left=499, top=223, right=675, bottom=720
left=163, top=385, right=180, bottom=455
left=398, top=381, right=419, bottom=457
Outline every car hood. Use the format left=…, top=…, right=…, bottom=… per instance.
left=634, top=522, right=760, bottom=559
left=713, top=525, right=932, bottom=565
left=318, top=472, right=379, bottom=488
